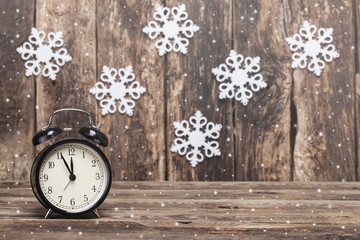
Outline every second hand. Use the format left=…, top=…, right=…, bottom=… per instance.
left=63, top=179, right=71, bottom=191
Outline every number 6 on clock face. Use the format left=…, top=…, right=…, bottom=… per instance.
left=31, top=139, right=112, bottom=216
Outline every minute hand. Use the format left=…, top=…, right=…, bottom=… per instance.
left=60, top=153, right=72, bottom=175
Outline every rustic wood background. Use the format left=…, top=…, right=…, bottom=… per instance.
left=0, top=0, right=359, bottom=181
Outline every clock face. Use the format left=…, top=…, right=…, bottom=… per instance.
left=33, top=139, right=111, bottom=214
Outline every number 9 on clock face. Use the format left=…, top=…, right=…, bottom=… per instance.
left=31, top=139, right=112, bottom=215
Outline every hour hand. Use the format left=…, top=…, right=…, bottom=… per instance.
left=70, top=157, right=74, bottom=174
left=60, top=153, right=72, bottom=175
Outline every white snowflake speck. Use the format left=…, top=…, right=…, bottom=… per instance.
left=171, top=111, right=222, bottom=167
left=143, top=4, right=199, bottom=56
left=16, top=28, right=72, bottom=80
left=90, top=65, right=146, bottom=116
left=286, top=21, right=339, bottom=76
left=212, top=50, right=266, bottom=106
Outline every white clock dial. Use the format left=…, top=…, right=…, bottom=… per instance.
left=37, top=141, right=110, bottom=213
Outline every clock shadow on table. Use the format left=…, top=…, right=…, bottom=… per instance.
left=33, top=209, right=105, bottom=219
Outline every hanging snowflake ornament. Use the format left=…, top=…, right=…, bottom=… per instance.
left=212, top=50, right=267, bottom=106
left=16, top=28, right=72, bottom=81
left=171, top=111, right=222, bottom=167
left=286, top=20, right=339, bottom=76
left=142, top=4, right=199, bottom=56
left=90, top=65, right=146, bottom=116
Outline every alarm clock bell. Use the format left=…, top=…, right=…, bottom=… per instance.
left=32, top=108, right=108, bottom=147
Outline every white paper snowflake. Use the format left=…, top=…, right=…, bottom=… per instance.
left=142, top=4, right=199, bottom=56
left=171, top=111, right=222, bottom=167
left=16, top=28, right=72, bottom=81
left=212, top=50, right=267, bottom=106
left=286, top=21, right=339, bottom=76
left=90, top=65, right=146, bottom=116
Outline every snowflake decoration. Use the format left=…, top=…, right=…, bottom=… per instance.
left=171, top=111, right=222, bottom=167
left=90, top=65, right=146, bottom=116
left=142, top=4, right=199, bottom=56
left=16, top=28, right=72, bottom=81
left=212, top=50, right=267, bottom=106
left=286, top=20, right=339, bottom=76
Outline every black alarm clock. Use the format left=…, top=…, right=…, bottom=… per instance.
left=30, top=108, right=112, bottom=218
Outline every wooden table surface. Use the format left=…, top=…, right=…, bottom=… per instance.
left=1, top=181, right=360, bottom=239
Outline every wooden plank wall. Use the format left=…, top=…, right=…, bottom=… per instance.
left=0, top=0, right=358, bottom=181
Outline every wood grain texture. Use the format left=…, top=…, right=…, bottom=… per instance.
left=285, top=0, right=356, bottom=181
left=0, top=0, right=359, bottom=182
left=233, top=1, right=292, bottom=180
left=166, top=0, right=234, bottom=181
left=356, top=1, right=360, bottom=181
left=1, top=181, right=360, bottom=239
left=96, top=0, right=166, bottom=180
left=35, top=1, right=98, bottom=143
left=0, top=0, right=35, bottom=180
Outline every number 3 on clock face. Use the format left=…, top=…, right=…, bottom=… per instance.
left=31, top=139, right=112, bottom=216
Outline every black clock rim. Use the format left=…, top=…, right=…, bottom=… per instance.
left=30, top=138, right=112, bottom=216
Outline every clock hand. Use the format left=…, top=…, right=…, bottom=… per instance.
left=64, top=173, right=76, bottom=191
left=70, top=157, right=74, bottom=174
left=63, top=157, right=76, bottom=191
left=60, top=153, right=72, bottom=175
left=63, top=179, right=71, bottom=191
left=69, top=157, right=76, bottom=180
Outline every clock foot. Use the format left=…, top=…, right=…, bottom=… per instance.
left=93, top=209, right=100, bottom=218
left=44, top=209, right=53, bottom=219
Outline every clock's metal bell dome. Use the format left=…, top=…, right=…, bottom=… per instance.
left=79, top=126, right=108, bottom=147
left=32, top=125, right=62, bottom=146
